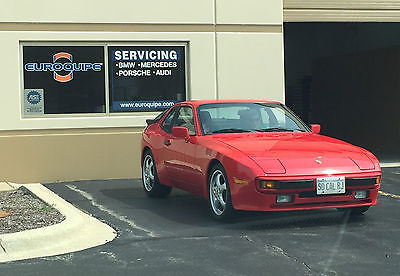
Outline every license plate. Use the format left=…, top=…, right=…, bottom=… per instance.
left=316, top=176, right=345, bottom=195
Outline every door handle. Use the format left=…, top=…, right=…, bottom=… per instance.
left=164, top=140, right=171, bottom=146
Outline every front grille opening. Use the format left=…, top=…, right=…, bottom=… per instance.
left=346, top=177, right=377, bottom=186
left=274, top=180, right=314, bottom=189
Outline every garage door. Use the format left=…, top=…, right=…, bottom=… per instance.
left=284, top=0, right=400, bottom=22
left=284, top=22, right=400, bottom=160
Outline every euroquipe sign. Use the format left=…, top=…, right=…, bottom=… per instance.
left=24, top=52, right=103, bottom=83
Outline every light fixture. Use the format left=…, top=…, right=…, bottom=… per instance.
left=276, top=195, right=293, bottom=203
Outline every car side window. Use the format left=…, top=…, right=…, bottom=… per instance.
left=160, top=107, right=178, bottom=133
left=173, top=106, right=196, bottom=136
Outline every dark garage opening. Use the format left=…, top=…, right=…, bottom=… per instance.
left=284, top=23, right=400, bottom=161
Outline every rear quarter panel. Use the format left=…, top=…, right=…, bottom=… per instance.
left=142, top=124, right=169, bottom=185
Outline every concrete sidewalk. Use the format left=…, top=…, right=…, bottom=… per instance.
left=0, top=182, right=117, bottom=263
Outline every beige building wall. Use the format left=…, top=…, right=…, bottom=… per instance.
left=0, top=0, right=285, bottom=183
left=1, top=128, right=144, bottom=183
left=0, top=0, right=215, bottom=24
left=216, top=32, right=284, bottom=101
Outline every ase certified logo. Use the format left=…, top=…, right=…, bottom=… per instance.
left=24, top=52, right=103, bottom=83
left=26, top=90, right=41, bottom=104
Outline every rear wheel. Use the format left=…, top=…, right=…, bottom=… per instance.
left=208, top=163, right=234, bottom=220
left=142, top=150, right=172, bottom=198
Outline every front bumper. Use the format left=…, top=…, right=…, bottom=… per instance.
left=231, top=173, right=380, bottom=212
left=269, top=186, right=378, bottom=211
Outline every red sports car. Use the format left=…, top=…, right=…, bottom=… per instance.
left=141, top=100, right=381, bottom=220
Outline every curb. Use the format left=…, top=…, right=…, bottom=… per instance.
left=0, top=183, right=117, bottom=263
left=0, top=182, right=15, bottom=192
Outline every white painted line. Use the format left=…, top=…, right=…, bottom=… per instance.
left=380, top=162, right=400, bottom=168
left=66, top=184, right=158, bottom=238
left=324, top=211, right=350, bottom=275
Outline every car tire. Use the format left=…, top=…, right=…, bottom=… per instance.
left=338, top=206, right=370, bottom=216
left=348, top=206, right=370, bottom=215
left=208, top=163, right=234, bottom=220
left=142, top=150, right=172, bottom=198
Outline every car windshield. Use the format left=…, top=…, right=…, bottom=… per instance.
left=197, top=102, right=309, bottom=135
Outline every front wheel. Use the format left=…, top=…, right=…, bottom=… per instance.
left=338, top=206, right=370, bottom=216
left=142, top=150, right=172, bottom=198
left=348, top=206, right=370, bottom=215
left=208, top=163, right=234, bottom=220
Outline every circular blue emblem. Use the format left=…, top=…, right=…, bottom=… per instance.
left=27, top=91, right=41, bottom=105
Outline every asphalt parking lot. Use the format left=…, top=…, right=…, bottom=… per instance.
left=1, top=167, right=399, bottom=276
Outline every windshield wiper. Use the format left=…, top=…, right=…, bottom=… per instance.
left=212, top=128, right=253, bottom=134
left=256, top=127, right=306, bottom=132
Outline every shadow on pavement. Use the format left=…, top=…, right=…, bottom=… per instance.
left=100, top=185, right=367, bottom=231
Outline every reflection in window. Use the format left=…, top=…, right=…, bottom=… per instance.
left=175, top=107, right=195, bottom=135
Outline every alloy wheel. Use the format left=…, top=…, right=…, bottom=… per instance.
left=209, top=169, right=227, bottom=216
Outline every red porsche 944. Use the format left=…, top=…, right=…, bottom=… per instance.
left=141, top=100, right=381, bottom=220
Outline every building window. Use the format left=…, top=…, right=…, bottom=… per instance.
left=108, top=46, right=186, bottom=112
left=21, top=43, right=187, bottom=117
left=23, top=46, right=105, bottom=115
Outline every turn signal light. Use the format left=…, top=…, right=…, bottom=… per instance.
left=376, top=175, right=381, bottom=184
left=260, top=181, right=276, bottom=189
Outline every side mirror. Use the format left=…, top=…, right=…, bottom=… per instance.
left=172, top=126, right=190, bottom=139
left=310, top=124, right=321, bottom=134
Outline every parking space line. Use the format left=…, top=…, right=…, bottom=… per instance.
left=66, top=184, right=158, bottom=237
left=379, top=191, right=400, bottom=199
left=380, top=162, right=400, bottom=168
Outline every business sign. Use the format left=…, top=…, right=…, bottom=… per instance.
left=24, top=89, right=44, bottom=115
left=24, top=52, right=103, bottom=83
left=108, top=46, right=186, bottom=112
left=23, top=46, right=105, bottom=114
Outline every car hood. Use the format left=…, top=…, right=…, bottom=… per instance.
left=214, top=133, right=375, bottom=175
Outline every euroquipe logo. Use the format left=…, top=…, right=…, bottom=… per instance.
left=24, top=52, right=103, bottom=83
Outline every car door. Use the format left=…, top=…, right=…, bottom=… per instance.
left=153, top=107, right=179, bottom=185
left=161, top=105, right=200, bottom=192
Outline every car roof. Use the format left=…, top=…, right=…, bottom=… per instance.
left=178, top=99, right=282, bottom=107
